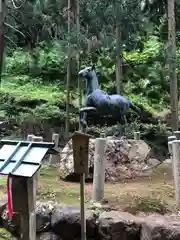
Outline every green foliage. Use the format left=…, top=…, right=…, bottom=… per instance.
left=18, top=103, right=78, bottom=125
left=33, top=41, right=68, bottom=80
left=5, top=50, right=31, bottom=75
left=2, top=33, right=172, bottom=130
left=5, top=42, right=68, bottom=81
left=95, top=36, right=170, bottom=107
left=3, top=0, right=179, bottom=132
left=0, top=75, right=78, bottom=127
left=0, top=229, right=11, bottom=240
left=133, top=196, right=168, bottom=214
left=7, top=40, right=170, bottom=108
left=124, top=36, right=164, bottom=63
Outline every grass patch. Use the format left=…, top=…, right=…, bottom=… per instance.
left=38, top=166, right=80, bottom=204
left=1, top=75, right=66, bottom=106
left=37, top=186, right=80, bottom=204
left=0, top=228, right=11, bottom=240
left=0, top=75, right=79, bottom=125
left=132, top=196, right=168, bottom=214
left=0, top=177, right=6, bottom=185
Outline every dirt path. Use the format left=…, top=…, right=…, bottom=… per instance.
left=37, top=163, right=176, bottom=214
left=0, top=164, right=175, bottom=214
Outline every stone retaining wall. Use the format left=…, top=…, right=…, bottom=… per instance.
left=0, top=201, right=180, bottom=240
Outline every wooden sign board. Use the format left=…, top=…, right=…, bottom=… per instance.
left=72, top=131, right=91, bottom=175
left=11, top=176, right=29, bottom=213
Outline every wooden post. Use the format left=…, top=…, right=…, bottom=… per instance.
left=168, top=135, right=176, bottom=176
left=10, top=134, right=36, bottom=240
left=174, top=131, right=180, bottom=140
left=72, top=132, right=90, bottom=240
left=134, top=131, right=140, bottom=140
left=49, top=133, right=59, bottom=165
left=32, top=136, right=43, bottom=191
left=11, top=176, right=36, bottom=240
left=172, top=140, right=180, bottom=206
left=80, top=172, right=86, bottom=240
left=92, top=137, right=107, bottom=201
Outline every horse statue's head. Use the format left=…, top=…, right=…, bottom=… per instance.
left=78, top=65, right=96, bottom=80
left=78, top=65, right=100, bottom=94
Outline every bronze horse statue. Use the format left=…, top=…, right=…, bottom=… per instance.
left=78, top=65, right=142, bottom=134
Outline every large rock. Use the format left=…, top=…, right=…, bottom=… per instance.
left=51, top=205, right=98, bottom=239
left=97, top=211, right=142, bottom=240
left=141, top=215, right=180, bottom=240
left=37, top=232, right=61, bottom=240
left=98, top=211, right=180, bottom=240
left=59, top=138, right=152, bottom=181
left=36, top=201, right=55, bottom=232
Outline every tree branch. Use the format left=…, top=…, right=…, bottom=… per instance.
left=4, top=22, right=25, bottom=37
left=4, top=35, right=17, bottom=46
left=10, top=0, right=27, bottom=9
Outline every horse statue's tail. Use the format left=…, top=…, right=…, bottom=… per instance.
left=129, top=101, right=142, bottom=117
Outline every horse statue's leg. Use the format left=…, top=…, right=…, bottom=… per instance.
left=122, top=116, right=127, bottom=136
left=118, top=115, right=127, bottom=137
left=79, top=106, right=97, bottom=132
left=79, top=111, right=87, bottom=131
left=79, top=96, right=90, bottom=130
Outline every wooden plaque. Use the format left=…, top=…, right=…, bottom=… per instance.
left=72, top=131, right=90, bottom=175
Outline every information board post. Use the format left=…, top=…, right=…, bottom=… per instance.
left=72, top=131, right=90, bottom=240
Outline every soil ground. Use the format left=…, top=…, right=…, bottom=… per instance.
left=38, top=163, right=176, bottom=214
left=0, top=163, right=176, bottom=239
left=0, top=163, right=176, bottom=213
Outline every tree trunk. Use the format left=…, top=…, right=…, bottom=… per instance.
left=115, top=23, right=123, bottom=95
left=76, top=0, right=82, bottom=110
left=65, top=0, right=71, bottom=138
left=0, top=0, right=6, bottom=88
left=167, top=0, right=178, bottom=132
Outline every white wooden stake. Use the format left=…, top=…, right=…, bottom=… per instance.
left=27, top=134, right=34, bottom=142
left=168, top=136, right=177, bottom=177
left=172, top=140, right=180, bottom=206
left=49, top=133, right=59, bottom=165
left=92, top=138, right=107, bottom=201
left=174, top=131, right=180, bottom=140
left=168, top=136, right=177, bottom=154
